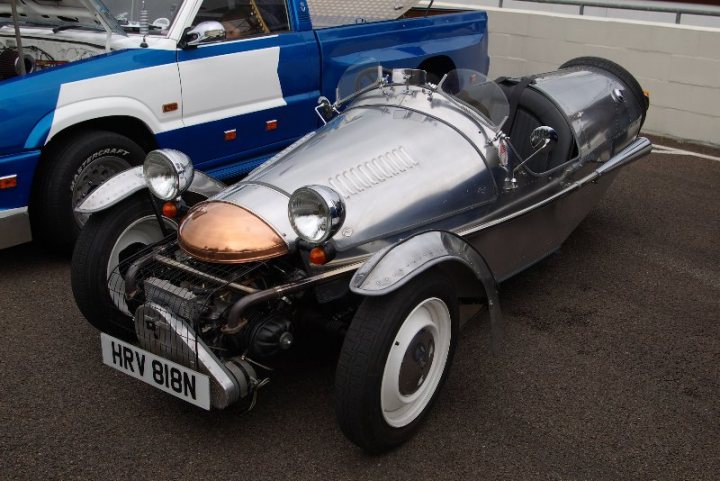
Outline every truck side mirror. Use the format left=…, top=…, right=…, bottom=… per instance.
left=178, top=21, right=226, bottom=49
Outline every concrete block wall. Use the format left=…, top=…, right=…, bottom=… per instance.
left=440, top=4, right=720, bottom=145
left=460, top=0, right=720, bottom=28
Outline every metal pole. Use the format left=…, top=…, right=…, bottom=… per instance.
left=131, top=0, right=137, bottom=25
left=676, top=12, right=682, bottom=24
left=10, top=0, right=26, bottom=76
left=579, top=5, right=585, bottom=15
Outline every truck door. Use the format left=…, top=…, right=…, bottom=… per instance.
left=176, top=0, right=320, bottom=173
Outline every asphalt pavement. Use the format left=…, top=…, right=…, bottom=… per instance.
left=1, top=135, right=718, bottom=480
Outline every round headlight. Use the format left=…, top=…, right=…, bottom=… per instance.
left=288, top=185, right=345, bottom=244
left=143, top=149, right=194, bottom=201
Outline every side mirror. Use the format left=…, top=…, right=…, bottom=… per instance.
left=179, top=21, right=226, bottom=49
left=315, top=96, right=334, bottom=125
left=530, top=126, right=558, bottom=151
left=505, top=126, right=560, bottom=189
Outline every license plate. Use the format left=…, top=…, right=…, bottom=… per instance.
left=100, top=333, right=211, bottom=410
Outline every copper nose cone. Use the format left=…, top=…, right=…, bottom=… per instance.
left=178, top=201, right=287, bottom=263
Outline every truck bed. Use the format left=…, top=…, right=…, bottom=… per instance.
left=314, top=8, right=488, bottom=100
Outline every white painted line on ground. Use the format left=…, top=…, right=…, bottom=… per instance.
left=653, top=144, right=720, bottom=163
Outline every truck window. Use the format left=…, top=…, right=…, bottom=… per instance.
left=194, top=0, right=290, bottom=39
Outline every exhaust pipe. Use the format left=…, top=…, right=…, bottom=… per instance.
left=134, top=301, right=256, bottom=409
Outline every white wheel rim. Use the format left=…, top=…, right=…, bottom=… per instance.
left=381, top=297, right=452, bottom=428
left=107, top=215, right=176, bottom=315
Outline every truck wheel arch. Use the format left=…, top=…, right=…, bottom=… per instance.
left=29, top=118, right=157, bottom=252
left=40, top=115, right=157, bottom=154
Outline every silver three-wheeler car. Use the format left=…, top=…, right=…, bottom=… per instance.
left=71, top=57, right=651, bottom=452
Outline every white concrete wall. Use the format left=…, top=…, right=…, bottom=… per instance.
left=437, top=3, right=720, bottom=145
left=453, top=0, right=720, bottom=28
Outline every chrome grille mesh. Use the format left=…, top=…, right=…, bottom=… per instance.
left=106, top=238, right=265, bottom=367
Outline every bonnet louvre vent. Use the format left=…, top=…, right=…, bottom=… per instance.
left=328, top=146, right=418, bottom=198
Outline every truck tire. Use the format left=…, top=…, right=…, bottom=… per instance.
left=335, top=272, right=459, bottom=453
left=71, top=192, right=175, bottom=341
left=31, top=129, right=146, bottom=253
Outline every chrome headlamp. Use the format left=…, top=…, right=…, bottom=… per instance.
left=143, top=149, right=194, bottom=201
left=288, top=185, right=346, bottom=244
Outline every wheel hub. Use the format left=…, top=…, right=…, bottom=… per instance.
left=72, top=155, right=131, bottom=226
left=399, top=329, right=435, bottom=395
left=380, top=297, right=452, bottom=428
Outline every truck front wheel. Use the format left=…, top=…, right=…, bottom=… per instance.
left=31, top=129, right=146, bottom=252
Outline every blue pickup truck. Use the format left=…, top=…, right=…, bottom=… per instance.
left=0, top=0, right=488, bottom=250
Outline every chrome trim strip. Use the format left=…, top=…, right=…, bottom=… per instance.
left=457, top=137, right=652, bottom=238
left=235, top=180, right=291, bottom=198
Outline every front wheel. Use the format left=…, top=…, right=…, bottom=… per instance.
left=335, top=272, right=459, bottom=453
left=71, top=192, right=175, bottom=341
left=32, top=129, right=146, bottom=252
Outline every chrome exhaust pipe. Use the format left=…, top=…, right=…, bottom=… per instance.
left=134, top=302, right=256, bottom=409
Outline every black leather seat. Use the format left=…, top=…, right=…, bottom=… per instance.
left=498, top=78, right=576, bottom=174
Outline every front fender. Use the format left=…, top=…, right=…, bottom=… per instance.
left=24, top=111, right=55, bottom=149
left=350, top=230, right=503, bottom=348
left=47, top=97, right=182, bottom=145
left=76, top=165, right=226, bottom=214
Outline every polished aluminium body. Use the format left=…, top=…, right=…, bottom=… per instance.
left=219, top=87, right=498, bottom=256
left=73, top=59, right=651, bottom=452
left=209, top=65, right=650, bottom=282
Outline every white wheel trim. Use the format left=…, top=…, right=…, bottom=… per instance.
left=381, top=297, right=452, bottom=428
left=107, top=215, right=176, bottom=315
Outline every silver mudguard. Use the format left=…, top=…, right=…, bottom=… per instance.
left=75, top=166, right=226, bottom=214
left=349, top=231, right=503, bottom=349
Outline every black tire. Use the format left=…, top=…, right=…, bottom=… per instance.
left=335, top=272, right=459, bottom=453
left=31, top=129, right=146, bottom=253
left=71, top=192, right=172, bottom=341
left=559, top=56, right=649, bottom=125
